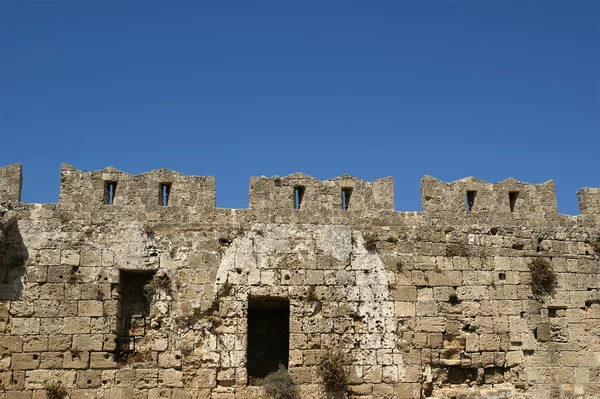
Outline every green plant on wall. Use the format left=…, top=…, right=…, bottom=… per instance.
left=362, top=232, right=378, bottom=252
left=45, top=381, right=68, bottom=399
left=257, top=365, right=298, bottom=399
left=142, top=273, right=172, bottom=298
left=528, top=258, right=557, bottom=298
left=591, top=235, right=600, bottom=256
left=319, top=350, right=348, bottom=395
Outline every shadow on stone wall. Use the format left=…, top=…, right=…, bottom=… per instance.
left=0, top=219, right=27, bottom=301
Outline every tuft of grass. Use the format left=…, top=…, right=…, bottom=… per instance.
left=528, top=258, right=557, bottom=298
left=319, top=350, right=347, bottom=394
left=115, top=348, right=153, bottom=366
left=591, top=236, right=600, bottom=256
left=257, top=365, right=298, bottom=399
left=45, top=381, right=68, bottom=399
left=363, top=232, right=378, bottom=252
left=218, top=282, right=234, bottom=298
left=68, top=266, right=81, bottom=284
left=143, top=273, right=172, bottom=299
left=69, top=347, right=81, bottom=359
left=305, top=286, right=318, bottom=302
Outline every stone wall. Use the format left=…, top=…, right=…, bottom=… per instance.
left=1, top=164, right=599, bottom=399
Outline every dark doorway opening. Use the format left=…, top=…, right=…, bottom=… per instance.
left=117, top=270, right=154, bottom=352
left=247, top=297, right=290, bottom=380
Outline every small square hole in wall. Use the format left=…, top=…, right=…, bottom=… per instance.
left=159, top=183, right=172, bottom=206
left=247, top=297, right=290, bottom=381
left=104, top=181, right=117, bottom=205
left=342, top=188, right=352, bottom=211
left=466, top=191, right=476, bottom=212
left=509, top=191, right=519, bottom=212
left=498, top=272, right=506, bottom=281
left=294, top=186, right=305, bottom=210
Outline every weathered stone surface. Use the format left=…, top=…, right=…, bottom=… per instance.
left=1, top=164, right=599, bottom=398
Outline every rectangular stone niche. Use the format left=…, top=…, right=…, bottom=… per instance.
left=247, top=297, right=290, bottom=380
left=117, top=270, right=155, bottom=351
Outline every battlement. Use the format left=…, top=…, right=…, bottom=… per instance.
left=1, top=164, right=599, bottom=218
left=0, top=163, right=22, bottom=202
left=577, top=187, right=600, bottom=215
left=421, top=175, right=558, bottom=215
left=59, top=164, right=216, bottom=209
left=249, top=173, right=395, bottom=213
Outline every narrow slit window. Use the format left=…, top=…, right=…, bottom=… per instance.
left=466, top=191, right=476, bottom=212
left=342, top=188, right=352, bottom=211
left=509, top=191, right=519, bottom=212
left=104, top=181, right=117, bottom=205
left=294, top=186, right=305, bottom=210
left=160, top=183, right=172, bottom=206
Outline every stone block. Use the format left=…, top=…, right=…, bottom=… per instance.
left=159, top=369, right=183, bottom=388
left=78, top=300, right=103, bottom=317
left=11, top=318, right=40, bottom=335
left=90, top=352, right=117, bottom=369
left=64, top=317, right=91, bottom=334
left=63, top=350, right=90, bottom=369
left=11, top=353, right=40, bottom=370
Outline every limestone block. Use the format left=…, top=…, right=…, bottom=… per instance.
left=0, top=334, right=22, bottom=354
left=48, top=335, right=71, bottom=351
left=75, top=370, right=103, bottom=389
left=64, top=317, right=91, bottom=334
left=80, top=251, right=102, bottom=267
left=147, top=388, right=172, bottom=399
left=109, top=388, right=135, bottom=399
left=40, top=352, right=63, bottom=369
left=37, top=250, right=60, bottom=266
left=77, top=301, right=103, bottom=317
left=23, top=336, right=47, bottom=352
left=72, top=334, right=104, bottom=351
left=186, top=369, right=216, bottom=388
left=394, top=302, right=416, bottom=318
left=157, top=352, right=182, bottom=369
left=11, top=318, right=40, bottom=335
left=63, top=351, right=90, bottom=369
left=5, top=391, right=32, bottom=399
left=135, top=369, right=159, bottom=388
left=61, top=250, right=81, bottom=266
left=115, top=370, right=136, bottom=387
left=90, top=352, right=117, bottom=369
left=12, top=353, right=40, bottom=370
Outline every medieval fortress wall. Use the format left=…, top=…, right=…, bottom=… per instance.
left=1, top=162, right=600, bottom=399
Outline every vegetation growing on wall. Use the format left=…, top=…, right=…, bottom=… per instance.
left=528, top=258, right=557, bottom=297
left=45, top=381, right=68, bottom=399
left=591, top=235, right=600, bottom=256
left=319, top=350, right=347, bottom=395
left=257, top=365, right=298, bottom=399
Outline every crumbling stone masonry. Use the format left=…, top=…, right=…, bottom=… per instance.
left=1, top=162, right=600, bottom=399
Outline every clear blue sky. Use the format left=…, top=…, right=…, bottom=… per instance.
left=1, top=1, right=598, bottom=214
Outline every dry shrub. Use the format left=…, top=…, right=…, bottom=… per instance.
left=362, top=232, right=378, bottom=252
left=45, top=381, right=68, bottom=399
left=257, top=365, right=298, bottom=399
left=319, top=350, right=347, bottom=394
left=591, top=236, right=600, bottom=255
left=142, top=273, right=172, bottom=298
left=528, top=258, right=557, bottom=297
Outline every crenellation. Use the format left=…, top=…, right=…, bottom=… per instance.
left=577, top=188, right=600, bottom=215
left=421, top=175, right=558, bottom=217
left=59, top=164, right=216, bottom=211
left=249, top=173, right=394, bottom=214
left=0, top=163, right=22, bottom=203
left=1, top=164, right=600, bottom=399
